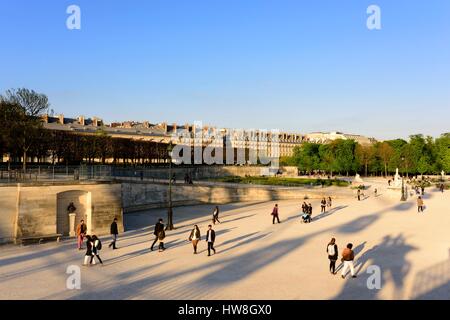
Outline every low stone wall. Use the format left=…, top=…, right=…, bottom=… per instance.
left=122, top=181, right=353, bottom=213
left=0, top=182, right=123, bottom=243
left=115, top=165, right=298, bottom=180
left=0, top=186, right=17, bottom=244
left=0, top=179, right=352, bottom=243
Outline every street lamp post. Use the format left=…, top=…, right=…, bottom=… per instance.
left=166, top=142, right=174, bottom=231
left=400, top=157, right=407, bottom=201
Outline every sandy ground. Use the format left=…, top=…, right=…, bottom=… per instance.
left=0, top=179, right=449, bottom=300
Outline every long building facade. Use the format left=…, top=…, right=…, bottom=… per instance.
left=3, top=114, right=374, bottom=165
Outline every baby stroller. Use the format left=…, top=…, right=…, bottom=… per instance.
left=301, top=213, right=311, bottom=223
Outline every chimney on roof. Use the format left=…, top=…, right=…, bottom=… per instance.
left=93, top=117, right=100, bottom=127
left=143, top=121, right=150, bottom=128
left=172, top=123, right=177, bottom=134
left=162, top=122, right=168, bottom=134
left=58, top=114, right=64, bottom=125
left=78, top=116, right=85, bottom=126
left=42, top=114, right=49, bottom=124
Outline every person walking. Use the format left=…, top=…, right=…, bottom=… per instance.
left=374, top=188, right=378, bottom=197
left=151, top=219, right=165, bottom=251
left=76, top=219, right=87, bottom=250
left=357, top=189, right=361, bottom=201
left=108, top=217, right=119, bottom=250
left=341, top=243, right=357, bottom=279
left=90, top=235, right=104, bottom=266
left=321, top=198, right=327, bottom=213
left=308, top=203, right=313, bottom=216
left=206, top=225, right=216, bottom=256
left=212, top=206, right=221, bottom=225
left=417, top=196, right=424, bottom=213
left=188, top=225, right=201, bottom=254
left=83, top=235, right=94, bottom=266
left=326, top=238, right=339, bottom=275
left=327, top=197, right=332, bottom=208
left=157, top=228, right=166, bottom=252
left=271, top=204, right=280, bottom=224
left=440, top=183, right=445, bottom=193
left=301, top=202, right=307, bottom=214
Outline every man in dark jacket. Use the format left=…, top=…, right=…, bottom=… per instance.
left=205, top=225, right=216, bottom=257
left=151, top=218, right=164, bottom=251
left=271, top=204, right=280, bottom=224
left=109, top=218, right=119, bottom=250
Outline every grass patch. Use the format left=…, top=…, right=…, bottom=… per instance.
left=206, top=176, right=350, bottom=187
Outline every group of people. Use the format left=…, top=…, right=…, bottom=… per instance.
left=76, top=218, right=120, bottom=266
left=188, top=224, right=217, bottom=256
left=356, top=188, right=365, bottom=201
left=73, top=204, right=364, bottom=282
left=150, top=207, right=220, bottom=256
left=326, top=238, right=357, bottom=279
left=150, top=218, right=218, bottom=256
left=301, top=202, right=313, bottom=223
left=183, top=173, right=194, bottom=184
left=320, top=197, right=332, bottom=212
left=413, top=185, right=425, bottom=196
left=172, top=173, right=194, bottom=184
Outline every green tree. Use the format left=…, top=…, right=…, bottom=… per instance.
left=318, top=143, right=336, bottom=176
left=0, top=88, right=49, bottom=172
left=292, top=143, right=321, bottom=174
left=435, top=133, right=450, bottom=173
left=356, top=144, right=375, bottom=177
left=333, top=139, right=358, bottom=176
left=376, top=142, right=394, bottom=177
left=417, top=155, right=430, bottom=175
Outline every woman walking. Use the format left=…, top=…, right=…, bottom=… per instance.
left=326, top=238, right=339, bottom=275
left=321, top=198, right=327, bottom=213
left=90, top=235, right=103, bottom=265
left=189, top=225, right=201, bottom=254
left=327, top=197, right=332, bottom=208
left=417, top=196, right=424, bottom=213
left=83, top=235, right=94, bottom=266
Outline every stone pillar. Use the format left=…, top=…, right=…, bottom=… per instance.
left=69, top=213, right=77, bottom=237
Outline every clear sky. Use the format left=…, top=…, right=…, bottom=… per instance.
left=0, top=0, right=449, bottom=140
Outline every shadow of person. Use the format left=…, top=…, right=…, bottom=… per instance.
left=312, top=205, right=348, bottom=222
left=334, top=234, right=417, bottom=300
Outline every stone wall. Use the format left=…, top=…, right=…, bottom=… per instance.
left=1, top=179, right=352, bottom=243
left=115, top=165, right=299, bottom=180
left=122, top=182, right=352, bottom=213
left=0, top=186, right=18, bottom=244
left=0, top=182, right=123, bottom=243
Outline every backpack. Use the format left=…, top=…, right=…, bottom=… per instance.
left=327, top=244, right=335, bottom=256
left=96, top=239, right=102, bottom=251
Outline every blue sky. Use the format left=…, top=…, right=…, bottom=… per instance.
left=0, top=0, right=449, bottom=140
